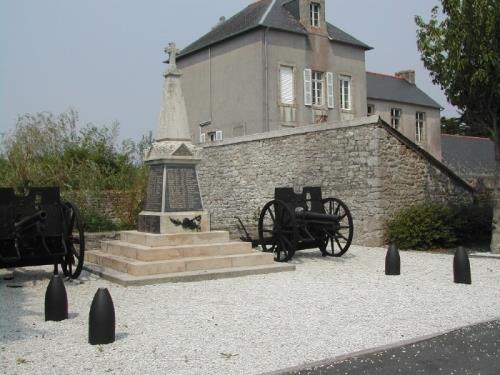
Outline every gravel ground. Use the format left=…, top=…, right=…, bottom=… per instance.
left=1, top=246, right=499, bottom=375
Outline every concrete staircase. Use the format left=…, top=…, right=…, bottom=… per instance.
left=84, top=231, right=294, bottom=286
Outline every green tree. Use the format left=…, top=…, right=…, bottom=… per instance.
left=441, top=116, right=491, bottom=137
left=441, top=116, right=466, bottom=135
left=0, top=109, right=148, bottom=191
left=415, top=0, right=500, bottom=252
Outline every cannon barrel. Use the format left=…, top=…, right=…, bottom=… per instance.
left=296, top=210, right=338, bottom=222
left=14, top=210, right=47, bottom=234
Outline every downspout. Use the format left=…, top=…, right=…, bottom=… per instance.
left=209, top=47, right=213, bottom=123
left=264, top=28, right=270, bottom=132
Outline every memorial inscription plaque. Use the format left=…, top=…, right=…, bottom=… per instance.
left=144, top=165, right=164, bottom=212
left=164, top=165, right=202, bottom=212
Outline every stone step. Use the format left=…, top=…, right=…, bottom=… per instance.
left=86, top=250, right=275, bottom=277
left=119, top=230, right=230, bottom=247
left=84, top=262, right=296, bottom=286
left=100, top=240, right=253, bottom=261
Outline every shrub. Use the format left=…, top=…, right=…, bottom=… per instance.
left=453, top=203, right=492, bottom=244
left=387, top=202, right=493, bottom=250
left=80, top=208, right=131, bottom=233
left=0, top=110, right=150, bottom=191
left=387, top=202, right=458, bottom=250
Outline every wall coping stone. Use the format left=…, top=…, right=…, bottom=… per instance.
left=202, top=115, right=380, bottom=148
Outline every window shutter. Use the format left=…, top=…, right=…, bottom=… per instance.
left=326, top=72, right=334, bottom=109
left=200, top=133, right=206, bottom=143
left=215, top=130, right=223, bottom=141
left=346, top=79, right=351, bottom=109
left=280, top=66, right=294, bottom=105
left=304, top=69, right=312, bottom=106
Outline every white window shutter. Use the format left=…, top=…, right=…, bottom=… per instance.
left=280, top=66, right=294, bottom=105
left=326, top=72, right=334, bottom=109
left=304, top=69, right=312, bottom=106
left=215, top=130, right=223, bottom=141
left=200, top=133, right=206, bottom=143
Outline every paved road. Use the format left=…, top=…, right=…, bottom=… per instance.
left=289, top=320, right=500, bottom=375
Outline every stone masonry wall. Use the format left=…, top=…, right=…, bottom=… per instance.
left=197, top=117, right=474, bottom=246
left=62, top=190, right=140, bottom=226
left=379, top=125, right=473, bottom=225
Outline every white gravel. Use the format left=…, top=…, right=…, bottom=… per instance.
left=1, top=246, right=499, bottom=375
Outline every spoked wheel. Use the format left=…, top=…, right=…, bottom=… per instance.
left=61, top=201, right=85, bottom=279
left=258, top=200, right=297, bottom=262
left=320, top=198, right=353, bottom=257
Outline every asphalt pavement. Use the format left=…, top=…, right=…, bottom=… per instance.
left=282, top=320, right=500, bottom=375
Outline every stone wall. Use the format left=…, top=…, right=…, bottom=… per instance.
left=197, top=116, right=474, bottom=246
left=62, top=190, right=141, bottom=226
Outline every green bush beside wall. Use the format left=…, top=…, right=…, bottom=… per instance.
left=386, top=202, right=492, bottom=250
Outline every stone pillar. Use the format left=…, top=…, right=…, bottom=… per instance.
left=138, top=42, right=210, bottom=234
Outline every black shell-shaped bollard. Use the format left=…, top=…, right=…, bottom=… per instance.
left=89, top=288, right=115, bottom=345
left=45, top=275, right=68, bottom=321
left=454, top=247, right=471, bottom=284
left=385, top=244, right=401, bottom=276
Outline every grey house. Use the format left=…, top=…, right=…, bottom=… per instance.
left=175, top=0, right=372, bottom=143
left=367, top=71, right=442, bottom=160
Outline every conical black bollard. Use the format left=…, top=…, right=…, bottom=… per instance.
left=385, top=244, right=401, bottom=276
left=454, top=247, right=471, bottom=284
left=89, top=288, right=115, bottom=345
left=45, top=275, right=68, bottom=321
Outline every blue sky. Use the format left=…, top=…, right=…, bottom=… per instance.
left=0, top=0, right=457, bottom=142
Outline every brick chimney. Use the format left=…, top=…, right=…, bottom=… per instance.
left=395, top=70, right=416, bottom=85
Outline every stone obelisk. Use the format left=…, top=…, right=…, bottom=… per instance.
left=138, top=42, right=209, bottom=234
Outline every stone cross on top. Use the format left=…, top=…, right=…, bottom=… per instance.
left=165, top=42, right=181, bottom=74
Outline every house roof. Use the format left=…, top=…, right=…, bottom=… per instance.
left=441, top=134, right=495, bottom=177
left=177, top=0, right=372, bottom=60
left=367, top=72, right=442, bottom=109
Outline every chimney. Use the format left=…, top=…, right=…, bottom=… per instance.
left=395, top=70, right=416, bottom=85
left=212, top=16, right=226, bottom=29
left=287, top=0, right=326, bottom=34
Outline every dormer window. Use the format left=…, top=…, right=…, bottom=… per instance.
left=310, top=3, right=320, bottom=27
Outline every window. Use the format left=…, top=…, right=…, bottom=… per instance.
left=391, top=108, right=402, bottom=129
left=200, top=132, right=206, bottom=143
left=312, top=71, right=323, bottom=106
left=304, top=69, right=333, bottom=108
left=310, top=3, right=320, bottom=27
left=416, top=112, right=425, bottom=142
left=340, top=76, right=351, bottom=110
left=280, top=66, right=294, bottom=105
left=206, top=131, right=223, bottom=142
left=367, top=104, right=375, bottom=115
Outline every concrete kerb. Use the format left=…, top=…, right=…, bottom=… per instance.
left=261, top=317, right=500, bottom=375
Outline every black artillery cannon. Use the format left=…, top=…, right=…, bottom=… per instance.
left=0, top=187, right=85, bottom=279
left=236, top=187, right=354, bottom=262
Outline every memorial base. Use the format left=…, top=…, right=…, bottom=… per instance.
left=138, top=211, right=210, bottom=234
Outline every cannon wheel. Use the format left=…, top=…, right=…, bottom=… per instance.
left=61, top=201, right=85, bottom=279
left=258, top=200, right=297, bottom=262
left=320, top=198, right=353, bottom=257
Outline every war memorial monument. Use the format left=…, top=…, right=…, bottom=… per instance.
left=84, top=43, right=294, bottom=285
